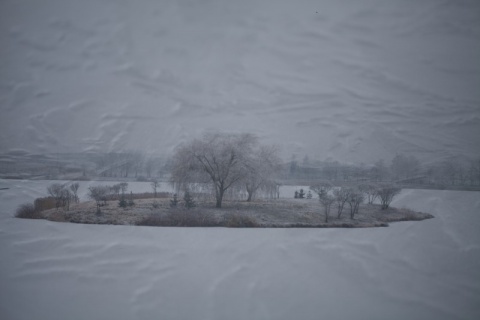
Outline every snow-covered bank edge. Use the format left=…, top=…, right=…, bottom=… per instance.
left=15, top=197, right=434, bottom=229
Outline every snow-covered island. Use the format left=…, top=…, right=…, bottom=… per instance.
left=18, top=193, right=433, bottom=228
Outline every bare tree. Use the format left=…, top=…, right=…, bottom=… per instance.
left=151, top=180, right=159, bottom=198
left=243, top=145, right=282, bottom=201
left=377, top=184, right=401, bottom=209
left=88, top=186, right=110, bottom=208
left=47, top=183, right=66, bottom=210
left=47, top=183, right=72, bottom=210
left=119, top=182, right=128, bottom=194
left=359, top=184, right=378, bottom=204
left=347, top=189, right=364, bottom=219
left=170, top=133, right=257, bottom=208
left=319, top=193, right=335, bottom=223
left=69, top=182, right=80, bottom=203
left=110, top=184, right=121, bottom=200
left=333, top=187, right=350, bottom=219
left=309, top=182, right=332, bottom=199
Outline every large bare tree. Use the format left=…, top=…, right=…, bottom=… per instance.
left=170, top=133, right=258, bottom=208
left=243, top=145, right=282, bottom=202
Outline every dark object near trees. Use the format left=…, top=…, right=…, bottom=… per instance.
left=298, top=189, right=305, bottom=199
left=183, top=191, right=196, bottom=208
left=118, top=193, right=127, bottom=208
left=128, top=191, right=135, bottom=207
left=170, top=193, right=178, bottom=208
left=294, top=191, right=299, bottom=198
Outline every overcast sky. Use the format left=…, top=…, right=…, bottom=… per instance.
left=1, top=0, right=479, bottom=163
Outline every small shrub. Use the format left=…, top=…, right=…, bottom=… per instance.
left=15, top=203, right=42, bottom=219
left=377, top=185, right=401, bottom=209
left=128, top=192, right=135, bottom=207
left=119, top=197, right=127, bottom=208
left=298, top=189, right=305, bottom=199
left=152, top=201, right=160, bottom=209
left=170, top=194, right=178, bottom=208
left=224, top=214, right=258, bottom=228
left=88, top=185, right=109, bottom=208
left=183, top=191, right=196, bottom=208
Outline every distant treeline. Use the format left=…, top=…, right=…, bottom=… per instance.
left=0, top=151, right=170, bottom=181
left=285, top=154, right=480, bottom=190
left=1, top=151, right=480, bottom=190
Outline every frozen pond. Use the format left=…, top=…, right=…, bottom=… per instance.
left=0, top=179, right=307, bottom=203
left=1, top=179, right=479, bottom=319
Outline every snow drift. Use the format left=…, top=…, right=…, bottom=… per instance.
left=1, top=179, right=479, bottom=319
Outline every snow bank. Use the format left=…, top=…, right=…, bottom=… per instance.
left=1, top=180, right=479, bottom=319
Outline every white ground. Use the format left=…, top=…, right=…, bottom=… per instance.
left=1, top=179, right=479, bottom=320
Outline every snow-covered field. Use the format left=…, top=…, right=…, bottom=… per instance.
left=1, top=179, right=479, bottom=320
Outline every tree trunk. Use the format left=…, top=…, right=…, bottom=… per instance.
left=216, top=188, right=224, bottom=208
left=216, top=194, right=223, bottom=208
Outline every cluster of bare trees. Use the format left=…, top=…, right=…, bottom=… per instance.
left=94, top=152, right=166, bottom=179
left=170, top=133, right=282, bottom=208
left=87, top=182, right=129, bottom=209
left=47, top=182, right=80, bottom=210
left=290, top=154, right=480, bottom=189
left=309, top=183, right=401, bottom=221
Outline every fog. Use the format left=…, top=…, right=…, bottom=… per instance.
left=1, top=0, right=479, bottom=163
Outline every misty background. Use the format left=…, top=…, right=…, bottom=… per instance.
left=1, top=0, right=479, bottom=165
